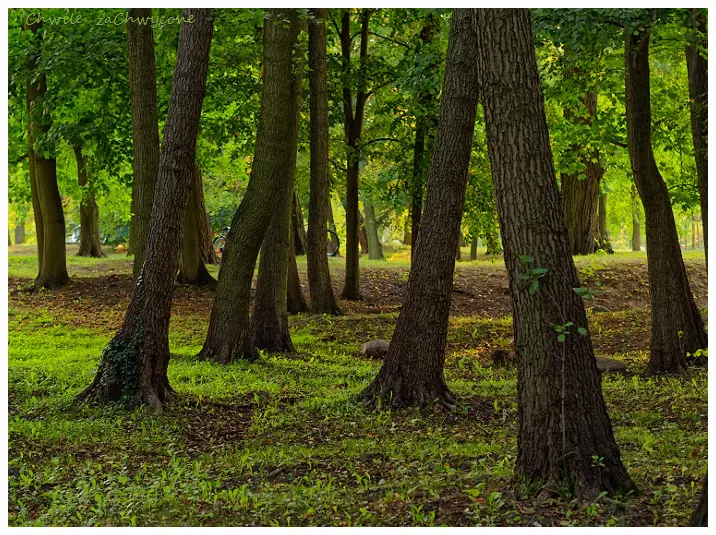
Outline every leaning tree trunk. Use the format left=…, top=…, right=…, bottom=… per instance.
left=476, top=8, right=636, bottom=499
left=25, top=18, right=69, bottom=289
left=77, top=9, right=213, bottom=412
left=198, top=9, right=300, bottom=364
left=127, top=8, right=161, bottom=279
left=364, top=202, right=384, bottom=260
left=360, top=9, right=479, bottom=410
left=340, top=9, right=370, bottom=300
left=177, top=162, right=216, bottom=287
left=686, top=8, right=708, bottom=265
left=625, top=26, right=707, bottom=375
left=74, top=146, right=105, bottom=258
left=292, top=191, right=308, bottom=256
left=306, top=8, right=342, bottom=316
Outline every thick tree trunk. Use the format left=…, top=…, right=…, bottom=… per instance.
left=625, top=26, right=707, bottom=375
left=360, top=9, right=479, bottom=410
left=476, top=9, right=636, bottom=499
left=198, top=9, right=300, bottom=364
left=25, top=19, right=69, bottom=289
left=686, top=9, right=708, bottom=265
left=340, top=9, right=370, bottom=300
left=292, top=191, right=308, bottom=256
left=690, top=473, right=708, bottom=527
left=631, top=183, right=641, bottom=251
left=14, top=222, right=25, bottom=245
left=77, top=9, right=213, bottom=412
left=364, top=202, right=384, bottom=260
left=74, top=146, right=105, bottom=258
left=306, top=8, right=341, bottom=316
left=177, top=163, right=216, bottom=287
left=596, top=193, right=614, bottom=254
left=127, top=8, right=161, bottom=279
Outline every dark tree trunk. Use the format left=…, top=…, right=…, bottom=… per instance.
left=686, top=9, right=708, bottom=265
left=596, top=193, right=614, bottom=254
left=561, top=93, right=603, bottom=256
left=631, top=184, right=641, bottom=251
left=340, top=9, right=370, bottom=300
left=476, top=9, right=636, bottom=499
left=455, top=237, right=462, bottom=261
left=127, top=8, right=161, bottom=280
left=292, top=191, right=308, bottom=256
left=14, top=222, right=25, bottom=245
left=196, top=164, right=219, bottom=266
left=74, top=146, right=105, bottom=258
left=287, top=230, right=309, bottom=315
left=306, top=7, right=341, bottom=315
left=470, top=237, right=478, bottom=260
left=198, top=9, right=300, bottom=364
left=25, top=18, right=69, bottom=289
left=77, top=9, right=213, bottom=412
left=360, top=9, right=479, bottom=410
left=327, top=203, right=340, bottom=255
left=690, top=473, right=708, bottom=527
left=177, top=163, right=217, bottom=287
left=625, top=26, right=707, bottom=375
left=358, top=214, right=369, bottom=255
left=364, top=202, right=384, bottom=260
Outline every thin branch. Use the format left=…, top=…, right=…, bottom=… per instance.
left=9, top=153, right=28, bottom=165
left=368, top=31, right=413, bottom=50
left=360, top=137, right=402, bottom=149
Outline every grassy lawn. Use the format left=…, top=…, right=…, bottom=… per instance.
left=7, top=247, right=707, bottom=526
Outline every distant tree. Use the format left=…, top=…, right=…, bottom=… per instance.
left=360, top=8, right=479, bottom=409
left=476, top=9, right=636, bottom=498
left=685, top=8, right=707, bottom=264
left=127, top=8, right=161, bottom=279
left=77, top=9, right=214, bottom=411
left=199, top=9, right=301, bottom=363
left=306, top=7, right=341, bottom=315
left=25, top=18, right=69, bottom=289
left=624, top=23, right=707, bottom=375
left=73, top=145, right=105, bottom=258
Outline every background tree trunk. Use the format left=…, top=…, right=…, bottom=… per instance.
left=77, top=8, right=213, bottom=412
left=199, top=9, right=301, bottom=364
left=625, top=26, right=706, bottom=375
left=306, top=7, right=341, bottom=315
left=178, top=163, right=216, bottom=287
left=360, top=8, right=479, bottom=410
left=127, top=8, right=161, bottom=279
left=631, top=184, right=641, bottom=251
left=287, top=231, right=309, bottom=314
left=596, top=193, right=614, bottom=254
left=196, top=164, right=220, bottom=266
left=686, top=8, right=708, bottom=265
left=364, top=202, right=384, bottom=260
left=327, top=203, right=340, bottom=255
left=25, top=18, right=69, bottom=289
left=470, top=237, right=478, bottom=260
left=14, top=222, right=25, bottom=245
left=292, top=191, right=308, bottom=256
left=74, top=145, right=105, bottom=258
left=476, top=8, right=635, bottom=499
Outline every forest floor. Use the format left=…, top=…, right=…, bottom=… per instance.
left=7, top=245, right=708, bottom=526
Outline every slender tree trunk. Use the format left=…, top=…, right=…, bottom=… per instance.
left=74, top=146, right=105, bottom=258
left=631, top=184, right=641, bottom=251
left=292, top=191, right=308, bottom=256
left=403, top=210, right=412, bottom=245
left=306, top=7, right=341, bottom=315
left=690, top=473, right=708, bottom=527
left=360, top=9, right=479, bottom=410
left=364, top=202, right=384, bottom=260
left=199, top=9, right=301, bottom=364
left=287, top=231, right=309, bottom=314
left=327, top=201, right=340, bottom=255
left=195, top=164, right=219, bottom=266
left=686, top=8, right=708, bottom=265
left=14, top=222, right=25, bottom=245
left=127, top=8, right=161, bottom=279
left=177, top=163, right=216, bottom=287
left=596, top=193, right=614, bottom=254
left=470, top=237, right=478, bottom=260
left=77, top=9, right=213, bottom=412
left=340, top=9, right=370, bottom=300
left=25, top=18, right=69, bottom=289
left=625, top=26, right=707, bottom=375
left=476, top=9, right=636, bottom=499
left=358, top=214, right=369, bottom=255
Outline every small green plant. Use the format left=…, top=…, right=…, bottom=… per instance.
left=518, top=255, right=548, bottom=295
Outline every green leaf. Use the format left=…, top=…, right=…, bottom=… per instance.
left=557, top=334, right=566, bottom=343
left=577, top=327, right=587, bottom=336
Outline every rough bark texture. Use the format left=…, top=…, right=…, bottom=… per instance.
left=177, top=163, right=217, bottom=287
left=686, top=8, right=708, bottom=265
left=625, top=26, right=707, bottom=375
left=364, top=202, right=384, bottom=260
left=77, top=9, right=213, bottom=412
left=199, top=9, right=300, bottom=364
left=690, top=473, right=708, bottom=527
left=360, top=9, right=479, bottom=410
left=631, top=184, right=641, bottom=251
left=476, top=9, right=635, bottom=499
left=74, top=146, right=105, bottom=258
left=340, top=9, right=370, bottom=299
left=292, top=191, right=308, bottom=256
left=25, top=19, right=69, bottom=289
left=127, top=8, right=161, bottom=279
left=560, top=93, right=603, bottom=255
left=306, top=8, right=342, bottom=316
